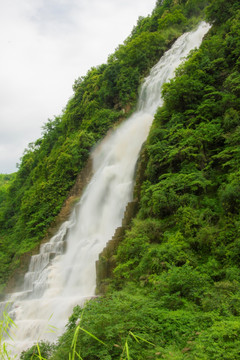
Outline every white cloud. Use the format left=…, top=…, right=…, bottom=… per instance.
left=0, top=0, right=156, bottom=173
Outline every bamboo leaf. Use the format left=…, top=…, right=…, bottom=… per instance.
left=129, top=331, right=155, bottom=346
left=78, top=326, right=106, bottom=346
left=75, top=351, right=84, bottom=360
left=129, top=331, right=139, bottom=343
left=125, top=341, right=130, bottom=360
left=35, top=342, right=48, bottom=360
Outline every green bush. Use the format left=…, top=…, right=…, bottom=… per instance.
left=20, top=341, right=55, bottom=360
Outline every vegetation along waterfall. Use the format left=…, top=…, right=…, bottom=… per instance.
left=4, top=21, right=210, bottom=357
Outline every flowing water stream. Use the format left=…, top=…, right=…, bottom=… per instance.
left=2, top=21, right=210, bottom=357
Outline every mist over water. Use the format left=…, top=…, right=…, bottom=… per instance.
left=2, top=21, right=210, bottom=357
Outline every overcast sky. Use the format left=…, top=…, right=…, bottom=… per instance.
left=0, top=0, right=156, bottom=174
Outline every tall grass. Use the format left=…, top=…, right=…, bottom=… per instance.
left=1, top=308, right=154, bottom=360
left=0, top=311, right=16, bottom=359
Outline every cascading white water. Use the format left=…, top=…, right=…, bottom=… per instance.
left=3, top=21, right=210, bottom=357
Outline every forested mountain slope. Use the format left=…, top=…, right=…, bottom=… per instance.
left=0, top=0, right=208, bottom=293
left=43, top=0, right=240, bottom=359
left=1, top=0, right=240, bottom=358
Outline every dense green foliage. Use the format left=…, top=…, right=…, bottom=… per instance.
left=20, top=341, right=55, bottom=360
left=0, top=174, right=15, bottom=220
left=35, top=0, right=240, bottom=359
left=0, top=0, right=207, bottom=290
left=2, top=0, right=240, bottom=358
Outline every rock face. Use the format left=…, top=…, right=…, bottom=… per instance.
left=95, top=201, right=139, bottom=294
left=95, top=146, right=148, bottom=294
left=44, top=157, right=93, bottom=239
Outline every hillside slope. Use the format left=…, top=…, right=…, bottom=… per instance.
left=2, top=0, right=240, bottom=358
left=0, top=0, right=207, bottom=294
left=36, top=0, right=240, bottom=359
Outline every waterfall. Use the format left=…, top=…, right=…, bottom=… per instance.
left=3, top=21, right=210, bottom=357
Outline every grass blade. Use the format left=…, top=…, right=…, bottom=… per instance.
left=129, top=331, right=155, bottom=346
left=78, top=326, right=106, bottom=346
